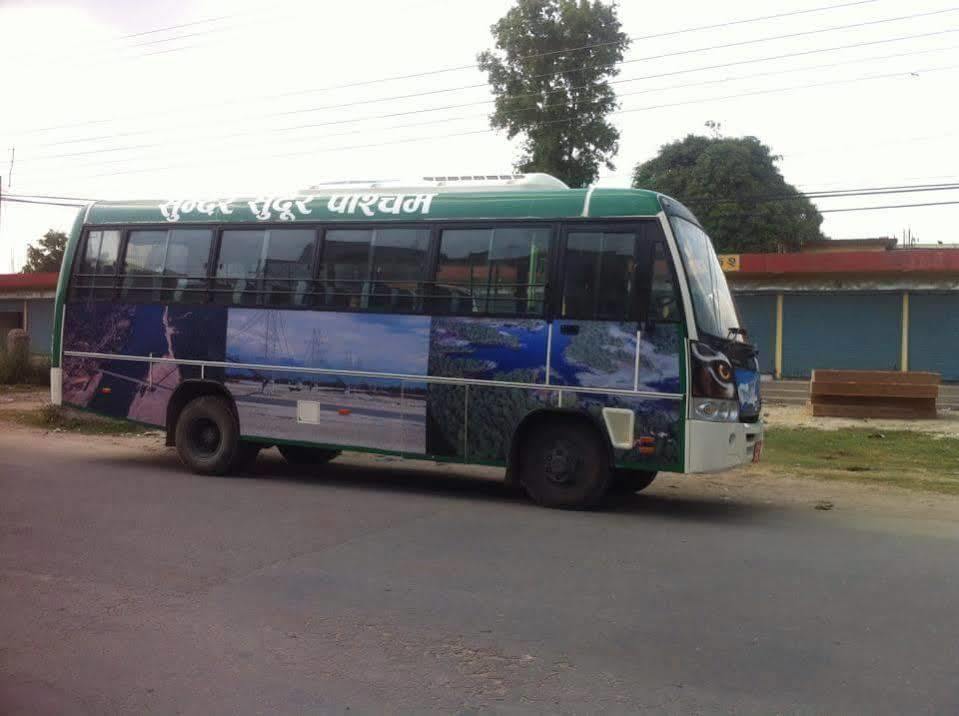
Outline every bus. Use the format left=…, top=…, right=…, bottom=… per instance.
left=50, top=173, right=762, bottom=508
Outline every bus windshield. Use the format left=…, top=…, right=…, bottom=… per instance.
left=669, top=217, right=740, bottom=341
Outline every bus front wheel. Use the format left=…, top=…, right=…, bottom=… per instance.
left=174, top=395, right=241, bottom=476
left=610, top=469, right=657, bottom=494
left=519, top=420, right=610, bottom=509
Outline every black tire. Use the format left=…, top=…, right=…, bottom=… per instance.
left=610, top=469, right=657, bottom=495
left=231, top=441, right=262, bottom=472
left=278, top=444, right=340, bottom=466
left=519, top=420, right=610, bottom=509
left=174, top=395, right=240, bottom=475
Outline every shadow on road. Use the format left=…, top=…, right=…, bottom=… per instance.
left=89, top=448, right=773, bottom=523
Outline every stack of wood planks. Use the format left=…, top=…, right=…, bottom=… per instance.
left=810, top=369, right=940, bottom=419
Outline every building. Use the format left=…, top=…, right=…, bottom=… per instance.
left=725, top=247, right=959, bottom=381
left=0, top=273, right=58, bottom=354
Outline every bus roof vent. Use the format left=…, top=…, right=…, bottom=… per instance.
left=305, top=173, right=570, bottom=193
left=420, top=173, right=570, bottom=190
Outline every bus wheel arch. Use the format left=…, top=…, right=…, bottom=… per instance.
left=166, top=380, right=238, bottom=447
left=508, top=409, right=614, bottom=508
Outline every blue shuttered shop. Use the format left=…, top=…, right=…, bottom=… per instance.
left=734, top=294, right=776, bottom=375
left=782, top=293, right=902, bottom=378
left=26, top=300, right=54, bottom=354
left=908, top=293, right=959, bottom=381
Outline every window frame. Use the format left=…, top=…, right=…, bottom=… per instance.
left=68, top=219, right=694, bottom=325
left=311, top=222, right=436, bottom=313
left=552, top=218, right=683, bottom=325
left=212, top=226, right=320, bottom=307
left=118, top=226, right=217, bottom=304
left=69, top=227, right=126, bottom=301
left=431, top=221, right=556, bottom=319
left=555, top=221, right=646, bottom=322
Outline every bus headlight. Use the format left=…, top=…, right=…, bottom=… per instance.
left=691, top=398, right=740, bottom=422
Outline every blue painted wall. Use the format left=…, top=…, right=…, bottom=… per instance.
left=734, top=293, right=776, bottom=374
left=26, top=299, right=54, bottom=354
left=782, top=293, right=902, bottom=378
left=909, top=293, right=959, bottom=381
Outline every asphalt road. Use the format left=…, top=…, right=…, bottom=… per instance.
left=2, top=430, right=958, bottom=715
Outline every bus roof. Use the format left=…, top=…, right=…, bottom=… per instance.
left=82, top=186, right=670, bottom=226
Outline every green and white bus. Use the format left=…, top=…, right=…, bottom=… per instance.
left=51, top=173, right=762, bottom=508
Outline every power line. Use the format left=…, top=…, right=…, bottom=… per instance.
left=16, top=59, right=957, bottom=185
left=27, top=26, right=959, bottom=157
left=27, top=27, right=957, bottom=154
left=2, top=0, right=921, bottom=139
left=688, top=183, right=959, bottom=208
left=819, top=200, right=959, bottom=212
left=10, top=182, right=957, bottom=206
left=0, top=197, right=90, bottom=208
left=231, top=0, right=889, bottom=102
left=4, top=192, right=99, bottom=202
left=5, top=189, right=958, bottom=217
left=14, top=28, right=959, bottom=170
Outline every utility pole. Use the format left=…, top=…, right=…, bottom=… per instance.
left=8, top=146, right=15, bottom=189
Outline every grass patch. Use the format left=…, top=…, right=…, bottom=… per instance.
left=763, top=427, right=959, bottom=494
left=3, top=404, right=147, bottom=436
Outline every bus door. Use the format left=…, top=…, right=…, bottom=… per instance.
left=549, top=222, right=684, bottom=465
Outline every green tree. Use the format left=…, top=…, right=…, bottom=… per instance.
left=478, top=0, right=628, bottom=188
left=632, top=134, right=826, bottom=253
left=22, top=229, right=67, bottom=273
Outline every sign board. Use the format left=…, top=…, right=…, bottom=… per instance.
left=719, top=254, right=741, bottom=272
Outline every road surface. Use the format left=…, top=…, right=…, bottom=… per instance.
left=2, top=426, right=958, bottom=714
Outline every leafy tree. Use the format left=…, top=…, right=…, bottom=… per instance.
left=22, top=229, right=67, bottom=273
left=632, top=134, right=827, bottom=253
left=478, top=0, right=628, bottom=188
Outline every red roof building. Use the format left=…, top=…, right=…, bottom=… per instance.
left=0, top=273, right=58, bottom=354
left=722, top=247, right=959, bottom=380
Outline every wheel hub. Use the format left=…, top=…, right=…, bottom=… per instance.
left=544, top=442, right=576, bottom=485
left=192, top=418, right=221, bottom=456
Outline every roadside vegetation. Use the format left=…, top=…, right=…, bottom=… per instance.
left=1, top=404, right=147, bottom=436
left=0, top=344, right=49, bottom=386
left=763, top=427, right=959, bottom=495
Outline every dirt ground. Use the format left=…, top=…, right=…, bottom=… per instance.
left=763, top=402, right=959, bottom=437
left=3, top=386, right=959, bottom=530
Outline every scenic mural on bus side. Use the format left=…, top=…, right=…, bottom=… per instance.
left=224, top=310, right=430, bottom=454
left=549, top=320, right=682, bottom=393
left=425, top=317, right=682, bottom=463
left=62, top=305, right=682, bottom=466
left=62, top=303, right=227, bottom=426
left=426, top=317, right=552, bottom=460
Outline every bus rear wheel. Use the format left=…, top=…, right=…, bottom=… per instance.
left=174, top=395, right=241, bottom=476
left=278, top=445, right=340, bottom=466
left=519, top=420, right=610, bottom=509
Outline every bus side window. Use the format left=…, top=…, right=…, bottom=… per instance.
left=214, top=229, right=315, bottom=307
left=648, top=240, right=682, bottom=323
left=367, top=229, right=430, bottom=311
left=434, top=226, right=550, bottom=316
left=318, top=230, right=373, bottom=309
left=316, top=228, right=430, bottom=311
left=122, top=229, right=212, bottom=304
left=73, top=229, right=121, bottom=301
left=561, top=230, right=638, bottom=321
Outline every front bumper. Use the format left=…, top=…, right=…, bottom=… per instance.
left=686, top=419, right=764, bottom=473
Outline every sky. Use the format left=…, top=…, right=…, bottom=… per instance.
left=1, top=0, right=957, bottom=272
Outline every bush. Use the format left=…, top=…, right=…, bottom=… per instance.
left=0, top=344, right=50, bottom=386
